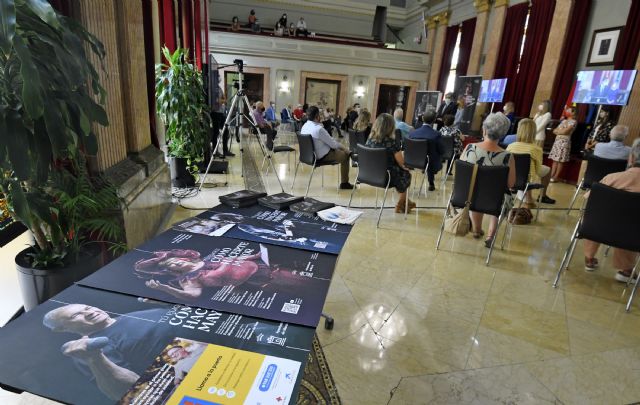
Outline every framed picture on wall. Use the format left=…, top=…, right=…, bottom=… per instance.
left=587, top=26, right=623, bottom=67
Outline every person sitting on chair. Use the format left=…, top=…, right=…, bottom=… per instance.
left=365, top=113, right=415, bottom=213
left=594, top=125, right=631, bottom=160
left=265, top=101, right=280, bottom=127
left=393, top=108, right=414, bottom=139
left=460, top=112, right=516, bottom=247
left=300, top=106, right=353, bottom=189
left=296, top=17, right=309, bottom=37
left=408, top=110, right=444, bottom=191
left=439, top=114, right=464, bottom=174
left=353, top=110, right=372, bottom=138
left=252, top=101, right=277, bottom=150
left=248, top=9, right=260, bottom=32
left=506, top=118, right=555, bottom=205
left=583, top=139, right=640, bottom=281
left=230, top=16, right=240, bottom=32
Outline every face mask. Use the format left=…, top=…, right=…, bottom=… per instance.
left=445, top=98, right=452, bottom=103
left=355, top=107, right=361, bottom=113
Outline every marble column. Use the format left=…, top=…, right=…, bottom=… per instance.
left=115, top=1, right=152, bottom=153
left=471, top=0, right=509, bottom=132
left=480, top=0, right=509, bottom=78
left=467, top=0, right=491, bottom=76
left=618, top=52, right=640, bottom=145
left=428, top=12, right=450, bottom=90
left=425, top=17, right=438, bottom=85
left=529, top=0, right=574, bottom=117
left=74, top=0, right=128, bottom=171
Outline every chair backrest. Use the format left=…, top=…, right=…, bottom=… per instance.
left=394, top=129, right=404, bottom=150
left=583, top=155, right=628, bottom=188
left=451, top=160, right=509, bottom=216
left=441, top=136, right=454, bottom=160
left=512, top=153, right=532, bottom=190
left=356, top=144, right=389, bottom=188
left=403, top=138, right=429, bottom=170
left=579, top=182, right=640, bottom=252
left=297, top=133, right=316, bottom=165
left=347, top=129, right=358, bottom=153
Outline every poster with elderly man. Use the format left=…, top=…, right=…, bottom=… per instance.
left=0, top=285, right=312, bottom=405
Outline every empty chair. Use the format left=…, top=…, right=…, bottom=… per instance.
left=403, top=138, right=430, bottom=216
left=348, top=129, right=368, bottom=165
left=436, top=160, right=510, bottom=266
left=567, top=155, right=628, bottom=214
left=510, top=153, right=545, bottom=221
left=348, top=145, right=390, bottom=228
left=291, top=133, right=339, bottom=197
left=440, top=135, right=455, bottom=185
left=553, top=182, right=640, bottom=311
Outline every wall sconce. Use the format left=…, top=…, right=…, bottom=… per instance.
left=280, top=75, right=290, bottom=93
left=353, top=76, right=368, bottom=100
left=355, top=81, right=365, bottom=98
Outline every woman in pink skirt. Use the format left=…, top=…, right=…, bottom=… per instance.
left=549, top=106, right=577, bottom=182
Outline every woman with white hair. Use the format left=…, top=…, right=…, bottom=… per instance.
left=583, top=138, right=640, bottom=281
left=460, top=112, right=516, bottom=247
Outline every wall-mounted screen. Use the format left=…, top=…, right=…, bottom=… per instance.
left=478, top=78, right=507, bottom=103
left=572, top=70, right=637, bottom=106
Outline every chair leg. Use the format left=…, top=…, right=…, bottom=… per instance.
left=604, top=245, right=611, bottom=257
left=291, top=162, right=300, bottom=191
left=436, top=198, right=453, bottom=250
left=348, top=168, right=360, bottom=208
left=625, top=256, right=640, bottom=311
left=553, top=236, right=578, bottom=287
left=566, top=180, right=584, bottom=215
left=305, top=166, right=316, bottom=198
left=377, top=181, right=391, bottom=228
left=487, top=206, right=507, bottom=266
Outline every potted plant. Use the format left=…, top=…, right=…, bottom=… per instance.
left=155, top=47, right=210, bottom=187
left=0, top=0, right=125, bottom=310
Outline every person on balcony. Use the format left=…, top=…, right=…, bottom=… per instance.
left=230, top=16, right=240, bottom=32
left=296, top=17, right=309, bottom=37
left=248, top=9, right=260, bottom=33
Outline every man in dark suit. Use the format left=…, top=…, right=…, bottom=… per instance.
left=408, top=110, right=444, bottom=191
left=436, top=92, right=457, bottom=130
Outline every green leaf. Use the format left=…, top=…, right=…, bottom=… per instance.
left=5, top=110, right=32, bottom=180
left=7, top=179, right=31, bottom=229
left=82, top=131, right=98, bottom=155
left=23, top=0, right=60, bottom=29
left=0, top=0, right=16, bottom=54
left=13, top=35, right=44, bottom=119
left=43, top=100, right=68, bottom=158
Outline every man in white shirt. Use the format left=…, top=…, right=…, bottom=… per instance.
left=296, top=17, right=309, bottom=37
left=594, top=125, right=632, bottom=161
left=300, top=106, right=353, bottom=189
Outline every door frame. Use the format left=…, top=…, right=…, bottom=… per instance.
left=221, top=66, right=270, bottom=104
left=300, top=71, right=348, bottom=115
left=373, top=78, right=420, bottom=124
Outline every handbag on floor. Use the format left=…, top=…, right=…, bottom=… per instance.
left=444, top=163, right=478, bottom=236
left=508, top=207, right=533, bottom=225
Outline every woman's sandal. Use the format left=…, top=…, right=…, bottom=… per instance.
left=484, top=236, right=494, bottom=248
left=472, top=230, right=485, bottom=239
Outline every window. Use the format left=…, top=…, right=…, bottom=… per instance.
left=444, top=29, right=462, bottom=94
left=516, top=10, right=531, bottom=74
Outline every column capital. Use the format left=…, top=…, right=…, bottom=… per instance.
left=437, top=11, right=450, bottom=27
left=426, top=16, right=438, bottom=30
left=494, top=0, right=510, bottom=8
left=474, top=0, right=491, bottom=13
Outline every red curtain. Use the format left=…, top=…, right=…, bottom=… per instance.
left=437, top=25, right=460, bottom=92
left=550, top=0, right=592, bottom=118
left=194, top=0, right=203, bottom=69
left=614, top=0, right=640, bottom=69
left=158, top=0, right=177, bottom=55
left=493, top=3, right=529, bottom=109
left=456, top=17, right=477, bottom=77
left=512, top=0, right=556, bottom=117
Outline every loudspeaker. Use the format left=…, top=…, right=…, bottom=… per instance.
left=372, top=6, right=387, bottom=42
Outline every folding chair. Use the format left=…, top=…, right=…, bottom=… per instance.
left=348, top=145, right=391, bottom=228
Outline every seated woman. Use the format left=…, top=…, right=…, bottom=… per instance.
left=460, top=112, right=516, bottom=247
left=439, top=113, right=464, bottom=172
left=583, top=139, right=640, bottom=282
left=365, top=113, right=415, bottom=213
left=585, top=106, right=614, bottom=152
left=549, top=106, right=577, bottom=182
left=274, top=21, right=284, bottom=36
left=506, top=118, right=555, bottom=205
left=353, top=110, right=372, bottom=138
left=230, top=16, right=240, bottom=32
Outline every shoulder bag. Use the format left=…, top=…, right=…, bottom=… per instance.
left=444, top=163, right=478, bottom=236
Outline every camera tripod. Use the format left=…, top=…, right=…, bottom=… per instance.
left=199, top=59, right=284, bottom=193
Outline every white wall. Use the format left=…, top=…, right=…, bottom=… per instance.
left=211, top=53, right=426, bottom=114
left=576, top=0, right=631, bottom=71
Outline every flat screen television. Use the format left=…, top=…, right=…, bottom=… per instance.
left=572, top=70, right=637, bottom=106
left=478, top=78, right=507, bottom=103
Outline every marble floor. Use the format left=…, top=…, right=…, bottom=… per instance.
left=2, top=130, right=639, bottom=404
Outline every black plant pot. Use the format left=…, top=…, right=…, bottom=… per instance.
left=15, top=245, right=103, bottom=311
left=169, top=157, right=196, bottom=188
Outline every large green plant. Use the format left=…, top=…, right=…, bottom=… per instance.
left=155, top=47, right=210, bottom=172
left=0, top=0, right=124, bottom=267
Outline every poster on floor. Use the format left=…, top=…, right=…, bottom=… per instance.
left=196, top=204, right=352, bottom=255
left=79, top=230, right=338, bottom=327
left=0, top=285, right=313, bottom=405
left=412, top=91, right=441, bottom=128
left=453, top=75, right=482, bottom=133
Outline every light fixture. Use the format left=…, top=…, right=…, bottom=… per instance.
left=355, top=80, right=365, bottom=98
left=279, top=75, right=290, bottom=92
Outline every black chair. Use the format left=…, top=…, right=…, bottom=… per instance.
left=510, top=154, right=545, bottom=222
left=440, top=136, right=455, bottom=185
left=347, top=129, right=368, bottom=165
left=566, top=155, right=628, bottom=214
left=553, top=183, right=640, bottom=311
left=403, top=138, right=430, bottom=218
left=348, top=145, right=391, bottom=228
left=291, top=133, right=339, bottom=197
left=436, top=160, right=510, bottom=266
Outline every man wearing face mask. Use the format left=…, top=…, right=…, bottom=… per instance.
left=252, top=101, right=277, bottom=150
left=436, top=92, right=457, bottom=129
left=265, top=101, right=280, bottom=128
left=349, top=103, right=360, bottom=127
